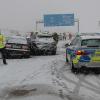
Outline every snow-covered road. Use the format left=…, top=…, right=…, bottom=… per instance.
left=0, top=41, right=100, bottom=100
left=51, top=55, right=100, bottom=100
left=0, top=54, right=68, bottom=100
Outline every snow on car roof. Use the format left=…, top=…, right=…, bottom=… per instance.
left=80, top=35, right=100, bottom=40
left=37, top=33, right=52, bottom=37
left=79, top=33, right=100, bottom=35
left=77, top=33, right=100, bottom=40
left=7, top=35, right=26, bottom=39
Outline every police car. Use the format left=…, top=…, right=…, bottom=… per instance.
left=66, top=33, right=100, bottom=73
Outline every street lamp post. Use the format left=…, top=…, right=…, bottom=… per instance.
left=35, top=20, right=44, bottom=32
left=75, top=19, right=80, bottom=33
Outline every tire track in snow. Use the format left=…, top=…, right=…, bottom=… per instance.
left=50, top=58, right=100, bottom=100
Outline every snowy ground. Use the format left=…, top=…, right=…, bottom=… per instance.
left=0, top=40, right=100, bottom=100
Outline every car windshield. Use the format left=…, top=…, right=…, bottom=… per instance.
left=81, top=39, right=100, bottom=47
left=37, top=35, right=54, bottom=42
left=7, top=37, right=27, bottom=44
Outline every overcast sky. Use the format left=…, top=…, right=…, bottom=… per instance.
left=0, top=0, right=100, bottom=33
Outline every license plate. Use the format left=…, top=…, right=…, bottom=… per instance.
left=13, top=45, right=21, bottom=49
left=92, top=57, right=100, bottom=62
left=91, top=51, right=100, bottom=57
left=96, top=50, right=100, bottom=52
left=95, top=54, right=100, bottom=56
left=95, top=51, right=100, bottom=56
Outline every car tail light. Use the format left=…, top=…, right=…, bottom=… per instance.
left=6, top=44, right=11, bottom=48
left=22, top=46, right=28, bottom=49
left=75, top=50, right=87, bottom=55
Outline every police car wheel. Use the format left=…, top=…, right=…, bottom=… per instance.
left=71, top=62, right=80, bottom=74
left=66, top=53, right=69, bottom=62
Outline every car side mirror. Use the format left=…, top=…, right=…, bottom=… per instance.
left=65, top=43, right=70, bottom=47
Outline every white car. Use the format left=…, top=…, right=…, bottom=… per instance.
left=31, top=34, right=57, bottom=55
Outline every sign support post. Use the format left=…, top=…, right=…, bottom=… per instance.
left=75, top=19, right=80, bottom=33
left=35, top=20, right=44, bottom=31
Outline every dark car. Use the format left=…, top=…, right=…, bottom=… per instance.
left=30, top=34, right=57, bottom=55
left=5, top=36, right=30, bottom=58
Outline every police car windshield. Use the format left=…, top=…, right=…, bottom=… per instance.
left=81, top=39, right=100, bottom=47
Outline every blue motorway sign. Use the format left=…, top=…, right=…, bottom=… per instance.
left=44, top=14, right=74, bottom=27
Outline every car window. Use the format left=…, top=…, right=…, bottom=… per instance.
left=81, top=39, right=100, bottom=46
left=37, top=35, right=54, bottom=42
left=7, top=37, right=27, bottom=44
left=70, top=37, right=80, bottom=46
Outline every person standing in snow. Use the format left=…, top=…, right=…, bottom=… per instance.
left=69, top=33, right=72, bottom=40
left=63, top=32, right=67, bottom=40
left=52, top=32, right=59, bottom=44
left=0, top=33, right=7, bottom=65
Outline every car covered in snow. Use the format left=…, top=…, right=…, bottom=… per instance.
left=31, top=34, right=57, bottom=55
left=66, top=33, right=100, bottom=73
left=5, top=36, right=30, bottom=58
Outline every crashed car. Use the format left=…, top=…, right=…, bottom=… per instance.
left=66, top=33, right=100, bottom=73
left=31, top=34, right=57, bottom=55
left=5, top=36, right=30, bottom=58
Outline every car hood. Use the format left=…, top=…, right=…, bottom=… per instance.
left=36, top=39, right=54, bottom=44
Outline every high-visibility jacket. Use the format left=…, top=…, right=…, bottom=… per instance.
left=0, top=34, right=5, bottom=49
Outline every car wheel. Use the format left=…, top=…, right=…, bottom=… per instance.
left=71, top=62, right=80, bottom=74
left=52, top=50, right=56, bottom=55
left=71, top=62, right=75, bottom=72
left=24, top=54, right=30, bottom=58
left=6, top=54, right=11, bottom=59
left=66, top=53, right=69, bottom=62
